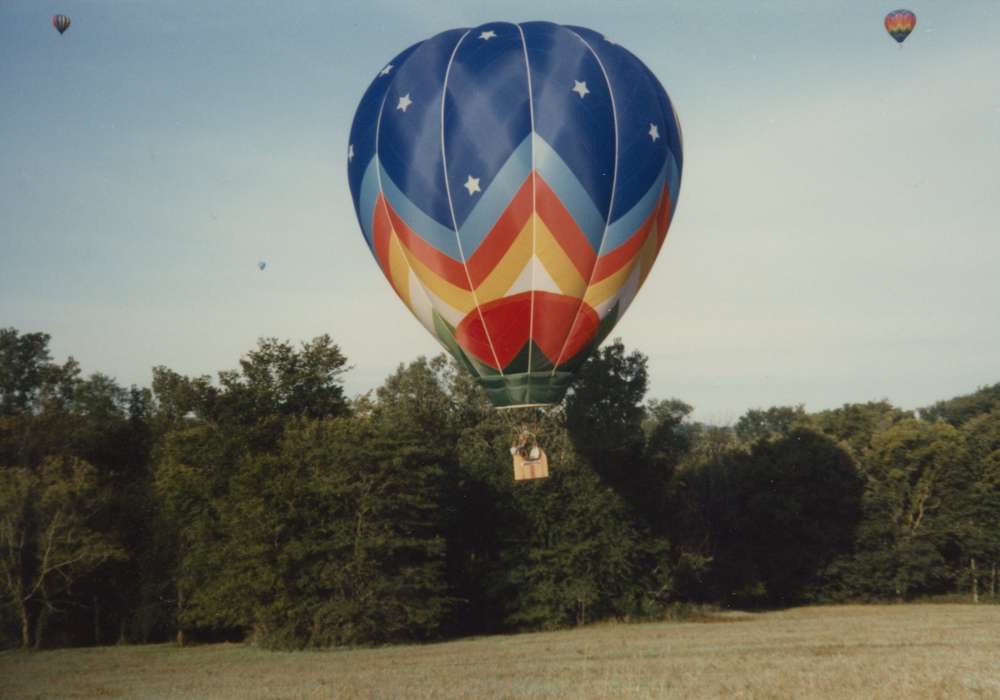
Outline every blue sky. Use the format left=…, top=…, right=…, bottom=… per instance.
left=2, top=1, right=998, bottom=421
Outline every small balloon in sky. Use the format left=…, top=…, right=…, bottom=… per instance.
left=884, top=9, right=916, bottom=44
left=52, top=14, right=71, bottom=35
left=258, top=261, right=267, bottom=271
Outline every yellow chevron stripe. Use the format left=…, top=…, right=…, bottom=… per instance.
left=637, top=224, right=660, bottom=287
left=473, top=217, right=534, bottom=304
left=584, top=262, right=632, bottom=308
left=386, top=212, right=599, bottom=316
left=534, top=215, right=588, bottom=297
left=388, top=234, right=412, bottom=309
left=397, top=239, right=476, bottom=314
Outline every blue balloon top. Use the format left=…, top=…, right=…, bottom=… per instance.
left=347, top=21, right=682, bottom=257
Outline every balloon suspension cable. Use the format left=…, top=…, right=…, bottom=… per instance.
left=498, top=404, right=549, bottom=450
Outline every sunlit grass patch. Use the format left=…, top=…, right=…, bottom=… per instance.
left=2, top=604, right=999, bottom=699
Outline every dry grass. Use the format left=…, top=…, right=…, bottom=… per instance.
left=2, top=604, right=999, bottom=699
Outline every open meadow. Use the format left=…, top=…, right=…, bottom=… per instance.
left=2, top=604, right=999, bottom=699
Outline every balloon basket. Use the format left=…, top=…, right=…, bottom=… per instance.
left=512, top=448, right=549, bottom=480
left=509, top=426, right=549, bottom=480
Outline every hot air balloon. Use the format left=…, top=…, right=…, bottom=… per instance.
left=884, top=9, right=916, bottom=44
left=52, top=14, right=71, bottom=35
left=258, top=261, right=267, bottom=271
left=347, top=22, right=682, bottom=473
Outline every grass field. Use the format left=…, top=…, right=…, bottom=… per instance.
left=2, top=604, right=999, bottom=699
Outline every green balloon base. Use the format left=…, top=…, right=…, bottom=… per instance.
left=477, top=371, right=575, bottom=407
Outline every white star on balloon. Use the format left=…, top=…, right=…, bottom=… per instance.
left=572, top=80, right=590, bottom=98
left=648, top=123, right=660, bottom=141
left=380, top=64, right=394, bottom=76
left=348, top=144, right=354, bottom=162
left=464, top=175, right=481, bottom=195
left=397, top=94, right=413, bottom=112
left=479, top=30, right=497, bottom=40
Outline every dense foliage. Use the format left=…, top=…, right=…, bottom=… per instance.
left=2, top=326, right=998, bottom=650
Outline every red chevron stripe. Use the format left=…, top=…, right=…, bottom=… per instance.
left=535, top=175, right=597, bottom=279
left=371, top=197, right=400, bottom=296
left=592, top=201, right=658, bottom=282
left=382, top=197, right=471, bottom=290
left=466, top=175, right=534, bottom=287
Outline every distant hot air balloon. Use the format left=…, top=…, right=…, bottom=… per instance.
left=884, top=9, right=916, bottom=44
left=52, top=14, right=71, bottom=35
left=258, top=261, right=267, bottom=271
left=347, top=22, right=683, bottom=409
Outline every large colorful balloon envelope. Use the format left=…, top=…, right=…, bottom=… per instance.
left=52, top=14, right=71, bottom=35
left=347, top=22, right=683, bottom=407
left=884, top=9, right=916, bottom=44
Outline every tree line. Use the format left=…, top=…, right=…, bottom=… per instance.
left=2, top=326, right=999, bottom=650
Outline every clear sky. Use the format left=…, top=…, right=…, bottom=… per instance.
left=3, top=1, right=998, bottom=422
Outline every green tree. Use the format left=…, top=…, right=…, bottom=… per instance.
left=210, top=357, right=456, bottom=649
left=734, top=405, right=806, bottom=444
left=153, top=423, right=245, bottom=642
left=501, top=459, right=659, bottom=629
left=833, top=420, right=966, bottom=600
left=0, top=328, right=66, bottom=416
left=564, top=341, right=677, bottom=533
left=805, top=401, right=912, bottom=460
left=215, top=335, right=349, bottom=429
left=920, top=383, right=1000, bottom=427
left=373, top=355, right=460, bottom=440
left=565, top=339, right=648, bottom=476
left=467, top=412, right=664, bottom=630
left=150, top=366, right=217, bottom=428
left=239, top=416, right=450, bottom=648
left=150, top=335, right=353, bottom=644
left=959, top=410, right=1000, bottom=598
left=65, top=375, right=157, bottom=646
left=673, top=429, right=862, bottom=606
left=0, top=457, right=125, bottom=648
left=1, top=331, right=155, bottom=647
left=0, top=328, right=82, bottom=469
left=151, top=343, right=467, bottom=648
left=643, top=399, right=694, bottom=477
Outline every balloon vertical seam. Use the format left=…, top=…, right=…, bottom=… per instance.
left=550, top=28, right=621, bottom=374
left=439, top=29, right=509, bottom=386
left=515, top=23, right=539, bottom=404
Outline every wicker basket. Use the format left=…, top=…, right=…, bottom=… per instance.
left=512, top=449, right=549, bottom=480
